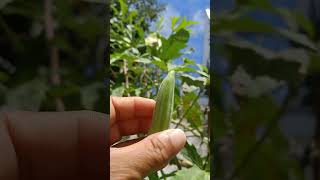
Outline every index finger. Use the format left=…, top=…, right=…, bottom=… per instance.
left=110, top=97, right=155, bottom=145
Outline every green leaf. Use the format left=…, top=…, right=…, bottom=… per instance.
left=148, top=172, right=159, bottom=180
left=156, top=16, right=164, bottom=31
left=182, top=91, right=203, bottom=129
left=183, top=58, right=196, bottom=66
left=134, top=88, right=142, bottom=96
left=172, top=66, right=197, bottom=73
left=127, top=10, right=138, bottom=23
left=224, top=43, right=302, bottom=85
left=174, top=17, right=192, bottom=33
left=118, top=0, right=128, bottom=17
left=111, top=85, right=124, bottom=97
left=6, top=78, right=48, bottom=111
left=276, top=28, right=318, bottom=51
left=171, top=16, right=180, bottom=31
left=171, top=166, right=210, bottom=180
left=292, top=11, right=315, bottom=38
left=196, top=70, right=209, bottom=78
left=160, top=30, right=189, bottom=62
left=80, top=83, right=103, bottom=110
left=181, top=142, right=204, bottom=169
left=135, top=58, right=151, bottom=64
left=172, top=29, right=190, bottom=42
left=110, top=53, right=122, bottom=64
left=196, top=64, right=208, bottom=73
left=180, top=74, right=208, bottom=87
left=123, top=37, right=131, bottom=43
left=174, top=16, right=186, bottom=32
left=151, top=57, right=168, bottom=71
left=275, top=8, right=315, bottom=38
left=186, top=20, right=199, bottom=26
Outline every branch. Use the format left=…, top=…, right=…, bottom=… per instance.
left=175, top=89, right=203, bottom=129
left=44, top=0, right=64, bottom=111
left=123, top=60, right=130, bottom=96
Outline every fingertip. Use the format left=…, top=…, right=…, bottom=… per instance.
left=160, top=129, right=186, bottom=151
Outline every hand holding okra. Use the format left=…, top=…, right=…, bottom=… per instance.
left=110, top=71, right=186, bottom=179
left=110, top=98, right=186, bottom=179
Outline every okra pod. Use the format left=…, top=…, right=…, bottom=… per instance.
left=148, top=70, right=175, bottom=134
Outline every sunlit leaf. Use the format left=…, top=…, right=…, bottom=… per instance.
left=111, top=85, right=124, bottom=97
left=171, top=166, right=210, bottom=180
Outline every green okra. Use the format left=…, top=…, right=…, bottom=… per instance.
left=148, top=70, right=176, bottom=134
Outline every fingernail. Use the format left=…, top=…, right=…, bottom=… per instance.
left=167, top=129, right=186, bottom=150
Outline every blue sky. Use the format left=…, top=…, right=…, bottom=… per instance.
left=153, top=0, right=210, bottom=65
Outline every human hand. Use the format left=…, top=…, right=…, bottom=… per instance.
left=110, top=97, right=186, bottom=180
left=0, top=111, right=107, bottom=180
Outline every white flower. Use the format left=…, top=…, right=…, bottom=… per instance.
left=231, top=66, right=284, bottom=97
left=145, top=34, right=162, bottom=47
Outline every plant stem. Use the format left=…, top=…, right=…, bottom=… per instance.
left=123, top=60, right=130, bottom=96
left=156, top=68, right=161, bottom=94
left=172, top=119, right=202, bottom=138
left=175, top=89, right=203, bottom=129
left=44, top=0, right=65, bottom=111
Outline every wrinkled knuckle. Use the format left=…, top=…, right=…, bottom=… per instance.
left=146, top=137, right=170, bottom=166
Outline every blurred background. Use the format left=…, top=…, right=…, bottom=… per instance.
left=0, top=0, right=106, bottom=112
left=212, top=0, right=320, bottom=179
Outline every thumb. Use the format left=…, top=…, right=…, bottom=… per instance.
left=111, top=129, right=186, bottom=179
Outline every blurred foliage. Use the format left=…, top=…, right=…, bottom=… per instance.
left=110, top=0, right=166, bottom=31
left=0, top=0, right=106, bottom=112
left=110, top=0, right=210, bottom=179
left=212, top=0, right=320, bottom=179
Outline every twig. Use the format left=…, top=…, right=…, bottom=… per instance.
left=140, top=64, right=152, bottom=97
left=156, top=68, right=161, bottom=94
left=172, top=120, right=202, bottom=138
left=159, top=170, right=178, bottom=179
left=175, top=89, right=203, bottom=129
left=123, top=60, right=130, bottom=96
left=44, top=0, right=65, bottom=111
left=110, top=68, right=118, bottom=79
left=140, top=64, right=147, bottom=85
